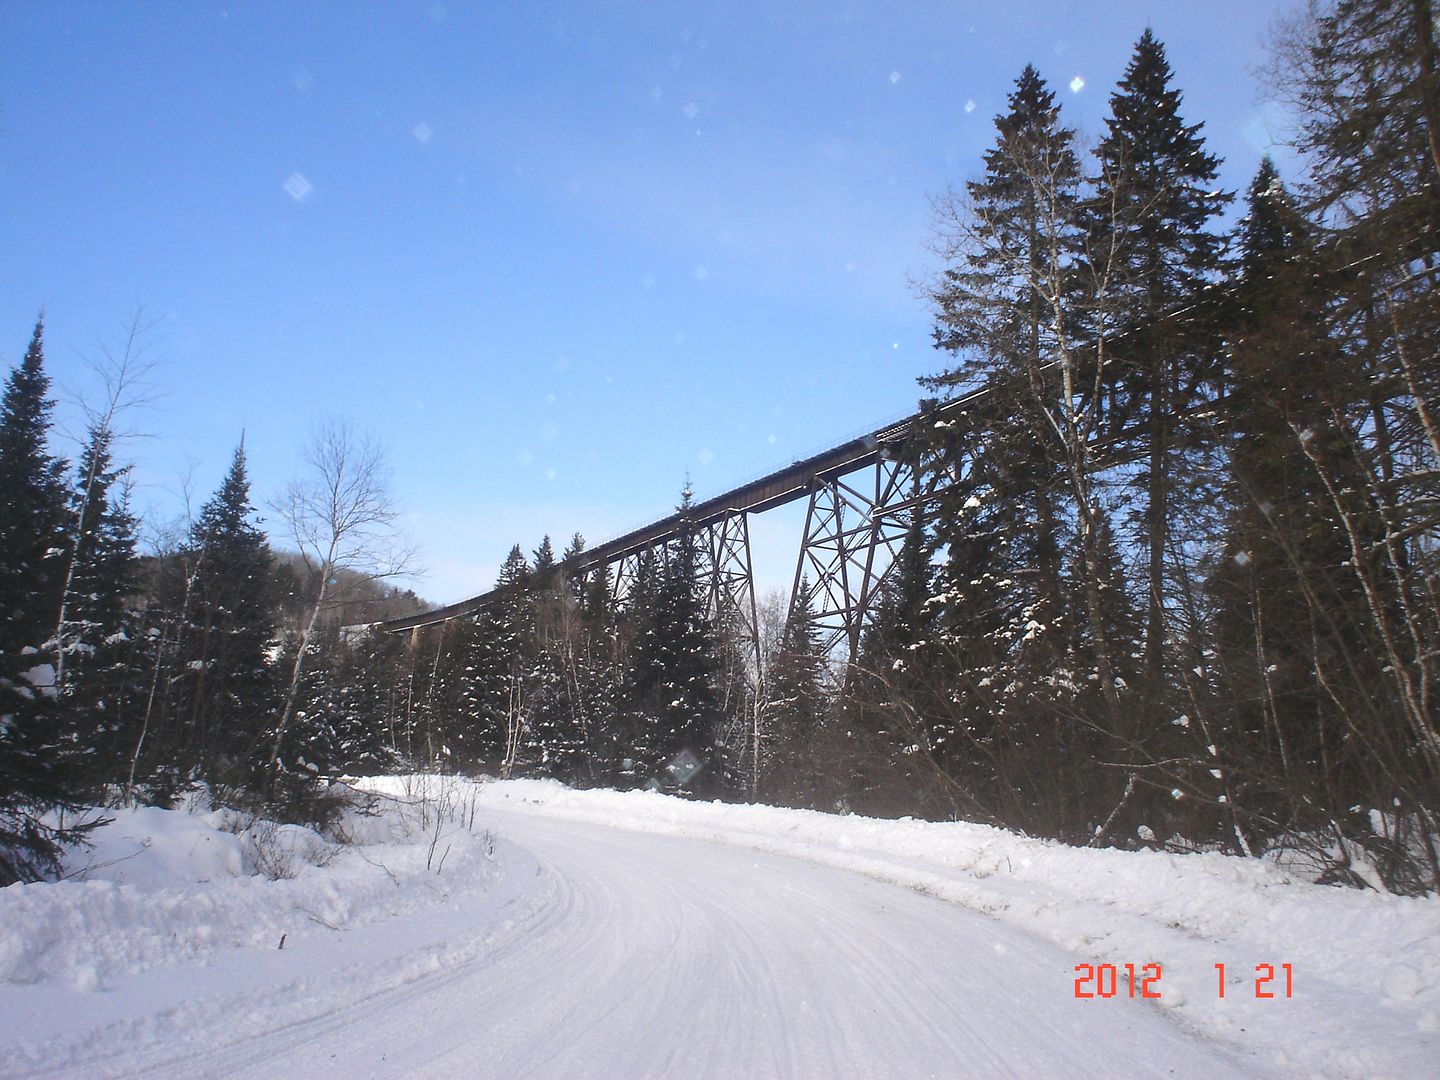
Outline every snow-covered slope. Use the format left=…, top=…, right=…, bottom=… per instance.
left=0, top=777, right=1435, bottom=1079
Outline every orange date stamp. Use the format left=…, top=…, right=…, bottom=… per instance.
left=1073, top=962, right=1294, bottom=999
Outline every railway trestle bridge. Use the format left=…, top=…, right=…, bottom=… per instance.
left=380, top=382, right=995, bottom=679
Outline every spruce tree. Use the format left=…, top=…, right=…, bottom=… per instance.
left=0, top=319, right=89, bottom=883
left=919, top=66, right=1124, bottom=832
left=921, top=66, right=1082, bottom=708
left=573, top=558, right=622, bottom=784
left=582, top=559, right=616, bottom=636
left=55, top=428, right=138, bottom=681
left=1092, top=29, right=1229, bottom=684
left=54, top=425, right=141, bottom=786
left=561, top=532, right=588, bottom=603
left=328, top=627, right=409, bottom=775
left=760, top=581, right=829, bottom=808
left=458, top=545, right=533, bottom=774
left=1207, top=159, right=1397, bottom=851
left=174, top=443, right=277, bottom=785
left=532, top=535, right=558, bottom=591
left=0, top=319, right=68, bottom=665
left=523, top=533, right=578, bottom=778
left=1271, top=0, right=1440, bottom=889
left=624, top=488, right=722, bottom=790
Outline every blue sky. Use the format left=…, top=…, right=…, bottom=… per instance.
left=2, top=1, right=1291, bottom=603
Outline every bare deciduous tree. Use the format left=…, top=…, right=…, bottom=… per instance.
left=268, top=419, right=416, bottom=774
left=53, top=308, right=161, bottom=692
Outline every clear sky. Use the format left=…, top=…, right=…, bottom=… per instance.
left=2, top=1, right=1292, bottom=604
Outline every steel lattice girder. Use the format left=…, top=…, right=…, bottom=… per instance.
left=608, top=548, right=647, bottom=605
left=701, top=510, right=762, bottom=690
left=790, top=457, right=916, bottom=657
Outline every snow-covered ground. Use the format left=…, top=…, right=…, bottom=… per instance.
left=1, top=777, right=1435, bottom=1079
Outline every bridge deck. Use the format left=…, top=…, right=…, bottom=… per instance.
left=377, top=382, right=992, bottom=633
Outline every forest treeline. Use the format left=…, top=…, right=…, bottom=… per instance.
left=0, top=372, right=425, bottom=882
left=858, top=6, right=1440, bottom=893
left=3, top=2, right=1437, bottom=893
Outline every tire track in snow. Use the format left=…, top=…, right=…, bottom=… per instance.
left=12, top=807, right=1278, bottom=1079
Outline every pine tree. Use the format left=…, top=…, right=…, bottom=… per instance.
left=173, top=443, right=277, bottom=785
left=624, top=488, right=722, bottom=790
left=1253, top=4, right=1440, bottom=889
left=456, top=545, right=533, bottom=775
left=1092, top=29, right=1230, bottom=684
left=561, top=532, right=588, bottom=603
left=921, top=66, right=1083, bottom=707
left=0, top=319, right=90, bottom=883
left=54, top=425, right=141, bottom=787
left=0, top=319, right=69, bottom=665
left=760, top=581, right=829, bottom=808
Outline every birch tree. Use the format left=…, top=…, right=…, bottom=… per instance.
left=269, top=420, right=413, bottom=784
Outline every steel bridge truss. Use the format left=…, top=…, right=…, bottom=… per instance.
left=577, top=462, right=915, bottom=678
left=704, top=510, right=762, bottom=677
left=790, top=454, right=916, bottom=659
left=596, top=511, right=763, bottom=684
left=380, top=385, right=996, bottom=677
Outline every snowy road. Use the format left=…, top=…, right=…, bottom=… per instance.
left=6, top=793, right=1271, bottom=1080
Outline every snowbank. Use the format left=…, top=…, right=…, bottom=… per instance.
left=0, top=790, right=498, bottom=993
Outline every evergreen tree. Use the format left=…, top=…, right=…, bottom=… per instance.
left=1206, top=157, right=1423, bottom=860
left=921, top=67, right=1082, bottom=710
left=843, top=509, right=940, bottom=803
left=759, top=581, right=829, bottom=807
left=617, top=546, right=660, bottom=657
left=624, top=488, right=722, bottom=790
left=858, top=510, right=932, bottom=672
left=54, top=425, right=141, bottom=786
left=573, top=557, right=622, bottom=784
left=402, top=621, right=450, bottom=766
left=0, top=319, right=68, bottom=664
left=522, top=533, right=584, bottom=779
left=172, top=443, right=277, bottom=785
left=532, top=535, right=558, bottom=590
left=55, top=428, right=139, bottom=682
left=0, top=320, right=89, bottom=883
left=296, top=626, right=409, bottom=776
left=562, top=532, right=588, bottom=603
left=1091, top=29, right=1229, bottom=683
left=457, top=545, right=533, bottom=775
left=581, top=559, right=616, bottom=636
left=1272, top=0, right=1440, bottom=888
left=1281, top=0, right=1440, bottom=225
left=927, top=65, right=1083, bottom=388
left=918, top=66, right=1129, bottom=832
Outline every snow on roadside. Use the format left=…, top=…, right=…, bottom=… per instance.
left=0, top=786, right=498, bottom=994
left=2, top=775, right=1435, bottom=1080
left=425, top=776, right=1440, bottom=1080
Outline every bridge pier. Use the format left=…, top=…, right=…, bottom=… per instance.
left=790, top=453, right=916, bottom=659
left=702, top=510, right=762, bottom=686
